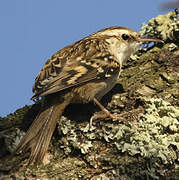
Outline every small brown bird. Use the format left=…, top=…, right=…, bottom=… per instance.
left=14, top=26, right=163, bottom=164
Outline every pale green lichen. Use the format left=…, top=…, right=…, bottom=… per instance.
left=58, top=116, right=93, bottom=155
left=130, top=10, right=179, bottom=61
left=2, top=128, right=25, bottom=153
left=140, top=10, right=179, bottom=41
left=112, top=98, right=179, bottom=164
left=58, top=99, right=179, bottom=166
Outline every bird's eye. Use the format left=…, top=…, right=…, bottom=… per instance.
left=121, top=34, right=129, bottom=41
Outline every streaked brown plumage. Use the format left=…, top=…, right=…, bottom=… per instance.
left=14, top=26, right=163, bottom=164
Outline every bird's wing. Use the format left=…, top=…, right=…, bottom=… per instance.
left=32, top=61, right=98, bottom=99
left=32, top=38, right=120, bottom=100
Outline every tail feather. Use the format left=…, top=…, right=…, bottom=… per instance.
left=14, top=101, right=68, bottom=164
left=27, top=105, right=55, bottom=164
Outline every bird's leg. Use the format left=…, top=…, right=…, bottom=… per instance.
left=90, top=98, right=126, bottom=128
left=93, top=98, right=115, bottom=120
left=91, top=97, right=126, bottom=125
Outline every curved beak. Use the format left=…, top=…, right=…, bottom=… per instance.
left=138, top=37, right=164, bottom=43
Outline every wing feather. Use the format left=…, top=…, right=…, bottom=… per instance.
left=32, top=37, right=120, bottom=100
left=32, top=64, right=98, bottom=99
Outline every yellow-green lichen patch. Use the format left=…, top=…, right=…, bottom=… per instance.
left=140, top=9, right=179, bottom=41
left=56, top=98, right=179, bottom=170
left=113, top=98, right=179, bottom=164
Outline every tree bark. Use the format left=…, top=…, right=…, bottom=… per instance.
left=0, top=10, right=179, bottom=180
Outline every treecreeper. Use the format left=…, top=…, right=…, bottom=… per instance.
left=14, top=26, right=163, bottom=165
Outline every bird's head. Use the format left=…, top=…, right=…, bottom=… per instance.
left=92, top=26, right=163, bottom=65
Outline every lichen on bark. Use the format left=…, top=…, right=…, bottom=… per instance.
left=0, top=10, right=179, bottom=180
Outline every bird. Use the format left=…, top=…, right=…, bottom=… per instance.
left=14, top=26, right=163, bottom=165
